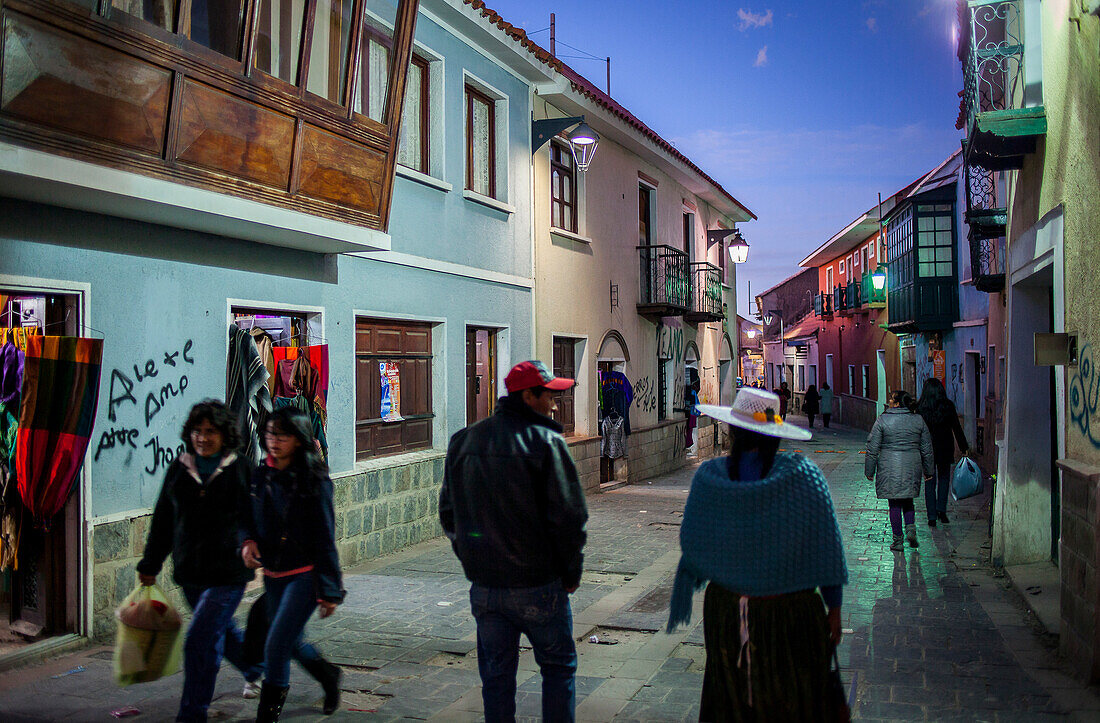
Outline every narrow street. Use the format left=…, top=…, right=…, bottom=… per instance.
left=1, top=421, right=1097, bottom=721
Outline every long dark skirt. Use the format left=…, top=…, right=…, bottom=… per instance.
left=700, top=584, right=835, bottom=722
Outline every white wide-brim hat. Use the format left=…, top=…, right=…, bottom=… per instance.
left=698, top=387, right=812, bottom=441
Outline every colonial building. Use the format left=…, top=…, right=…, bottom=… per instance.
left=737, top=315, right=763, bottom=386
left=0, top=0, right=555, bottom=642
left=531, top=58, right=754, bottom=487
left=956, top=0, right=1100, bottom=681
left=755, top=268, right=817, bottom=413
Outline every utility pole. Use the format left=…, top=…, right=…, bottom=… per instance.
left=550, top=13, right=556, bottom=57
left=606, top=57, right=611, bottom=96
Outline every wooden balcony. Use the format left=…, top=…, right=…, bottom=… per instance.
left=0, top=0, right=420, bottom=249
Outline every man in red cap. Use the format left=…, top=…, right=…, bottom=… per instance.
left=440, top=360, right=588, bottom=721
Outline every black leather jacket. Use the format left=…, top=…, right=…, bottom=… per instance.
left=440, top=395, right=588, bottom=589
left=245, top=461, right=345, bottom=603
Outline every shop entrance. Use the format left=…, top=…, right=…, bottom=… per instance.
left=1, top=286, right=86, bottom=653
left=465, top=327, right=496, bottom=426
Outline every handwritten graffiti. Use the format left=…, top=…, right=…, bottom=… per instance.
left=1070, top=345, right=1100, bottom=448
left=657, top=325, right=683, bottom=363
left=634, top=375, right=657, bottom=413
left=97, top=340, right=196, bottom=473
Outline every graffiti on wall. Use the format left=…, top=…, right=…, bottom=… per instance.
left=1070, top=345, right=1100, bottom=448
left=97, top=339, right=196, bottom=474
left=634, top=375, right=657, bottom=413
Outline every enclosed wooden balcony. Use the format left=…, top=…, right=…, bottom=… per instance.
left=0, top=0, right=420, bottom=251
left=637, top=244, right=689, bottom=318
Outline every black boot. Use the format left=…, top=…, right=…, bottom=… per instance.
left=300, top=656, right=342, bottom=714
left=255, top=683, right=289, bottom=723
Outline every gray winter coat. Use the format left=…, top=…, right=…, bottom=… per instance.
left=865, top=407, right=935, bottom=499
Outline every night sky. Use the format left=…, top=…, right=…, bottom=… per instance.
left=484, top=0, right=965, bottom=315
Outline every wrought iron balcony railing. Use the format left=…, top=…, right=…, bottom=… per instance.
left=685, top=262, right=724, bottom=322
left=861, top=271, right=886, bottom=306
left=964, top=152, right=1008, bottom=238
left=962, top=0, right=1023, bottom=138
left=814, top=291, right=833, bottom=317
left=637, top=245, right=690, bottom=316
left=969, top=233, right=1006, bottom=293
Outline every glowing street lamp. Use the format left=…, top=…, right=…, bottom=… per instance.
left=727, top=230, right=750, bottom=264
left=746, top=329, right=758, bottom=339
left=871, top=267, right=887, bottom=291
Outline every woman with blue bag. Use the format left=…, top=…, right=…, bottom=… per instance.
left=916, top=378, right=969, bottom=526
left=667, top=388, right=849, bottom=720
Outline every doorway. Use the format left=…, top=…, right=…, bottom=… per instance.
left=465, top=327, right=496, bottom=426
left=876, top=349, right=888, bottom=413
left=1, top=286, right=86, bottom=652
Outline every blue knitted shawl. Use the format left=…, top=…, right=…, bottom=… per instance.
left=666, top=453, right=848, bottom=632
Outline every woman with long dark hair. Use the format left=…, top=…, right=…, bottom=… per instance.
left=668, top=389, right=848, bottom=720
left=242, top=407, right=345, bottom=722
left=915, top=378, right=970, bottom=526
left=804, top=384, right=821, bottom=428
left=865, top=390, right=935, bottom=551
left=137, top=399, right=262, bottom=722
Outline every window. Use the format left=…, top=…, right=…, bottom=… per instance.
left=112, top=0, right=179, bottom=32
left=355, top=318, right=433, bottom=458
left=397, top=55, right=430, bottom=172
left=862, top=365, right=870, bottom=398
left=657, top=359, right=669, bottom=421
left=304, top=0, right=354, bottom=103
left=552, top=338, right=577, bottom=435
left=848, top=254, right=855, bottom=272
left=797, top=365, right=805, bottom=392
left=887, top=205, right=914, bottom=287
left=550, top=141, right=577, bottom=232
left=466, top=85, right=496, bottom=198
left=114, top=0, right=244, bottom=56
left=826, top=266, right=834, bottom=291
left=682, top=212, right=694, bottom=262
left=861, top=247, right=869, bottom=269
left=357, top=23, right=392, bottom=122
left=868, top=241, right=875, bottom=259
left=848, top=365, right=855, bottom=395
left=253, top=0, right=306, bottom=84
left=916, top=204, right=955, bottom=278
left=638, top=184, right=653, bottom=245
left=839, top=259, right=845, bottom=276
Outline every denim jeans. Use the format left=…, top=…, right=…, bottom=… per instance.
left=926, top=463, right=951, bottom=521
left=263, top=571, right=322, bottom=687
left=470, top=581, right=577, bottom=722
left=178, top=584, right=256, bottom=722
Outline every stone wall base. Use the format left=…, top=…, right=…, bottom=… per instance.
left=1056, top=458, right=1100, bottom=683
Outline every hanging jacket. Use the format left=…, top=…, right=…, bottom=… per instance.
left=440, top=395, right=588, bottom=589
left=245, top=460, right=345, bottom=603
left=864, top=407, right=935, bottom=499
left=137, top=453, right=254, bottom=588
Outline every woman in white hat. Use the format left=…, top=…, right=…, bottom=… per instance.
left=667, top=387, right=848, bottom=721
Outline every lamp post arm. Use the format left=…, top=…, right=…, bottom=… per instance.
left=532, top=116, right=585, bottom=153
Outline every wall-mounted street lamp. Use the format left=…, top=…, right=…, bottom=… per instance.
left=871, top=267, right=887, bottom=291
left=727, top=230, right=750, bottom=264
left=746, top=328, right=758, bottom=339
left=532, top=116, right=600, bottom=172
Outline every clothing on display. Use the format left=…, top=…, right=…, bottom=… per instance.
left=600, top=414, right=627, bottom=459
left=599, top=371, right=633, bottom=438
left=227, top=325, right=272, bottom=465
left=250, top=327, right=276, bottom=397
left=1, top=326, right=39, bottom=353
left=15, top=335, right=104, bottom=528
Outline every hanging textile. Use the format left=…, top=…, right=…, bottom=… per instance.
left=600, top=371, right=634, bottom=437
left=227, top=325, right=272, bottom=465
left=273, top=345, right=329, bottom=406
left=15, top=335, right=103, bottom=528
left=1, top=342, right=22, bottom=466
left=272, top=395, right=328, bottom=462
left=1, top=326, right=39, bottom=354
left=249, top=327, right=276, bottom=397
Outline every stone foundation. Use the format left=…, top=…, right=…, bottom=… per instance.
left=1056, top=458, right=1100, bottom=683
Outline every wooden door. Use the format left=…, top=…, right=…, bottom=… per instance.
left=465, top=328, right=494, bottom=426
left=552, top=338, right=576, bottom=434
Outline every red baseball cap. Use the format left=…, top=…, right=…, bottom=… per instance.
left=505, top=360, right=574, bottom=393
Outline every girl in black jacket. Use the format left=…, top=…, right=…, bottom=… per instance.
left=137, top=400, right=262, bottom=722
left=242, top=407, right=345, bottom=722
left=916, top=378, right=970, bottom=526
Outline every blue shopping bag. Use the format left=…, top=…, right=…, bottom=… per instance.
left=952, top=457, right=982, bottom=500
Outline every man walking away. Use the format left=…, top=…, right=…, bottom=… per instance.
left=440, top=360, right=589, bottom=722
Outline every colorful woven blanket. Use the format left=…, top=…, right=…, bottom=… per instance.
left=16, top=336, right=103, bottom=527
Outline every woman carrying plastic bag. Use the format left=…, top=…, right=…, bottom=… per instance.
left=114, top=582, right=184, bottom=685
left=952, top=456, right=983, bottom=501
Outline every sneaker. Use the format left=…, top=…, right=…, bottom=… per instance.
left=243, top=680, right=262, bottom=699
left=890, top=535, right=904, bottom=551
left=937, top=512, right=950, bottom=524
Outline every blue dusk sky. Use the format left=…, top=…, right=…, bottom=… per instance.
left=483, top=0, right=965, bottom=316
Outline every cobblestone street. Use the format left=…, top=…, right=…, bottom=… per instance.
left=1, top=421, right=1099, bottom=721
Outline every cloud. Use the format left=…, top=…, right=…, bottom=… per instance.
left=866, top=17, right=878, bottom=32
left=737, top=8, right=774, bottom=30
left=754, top=46, right=769, bottom=67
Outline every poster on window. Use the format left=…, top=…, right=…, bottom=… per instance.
left=932, top=350, right=946, bottom=382
left=380, top=362, right=403, bottom=422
